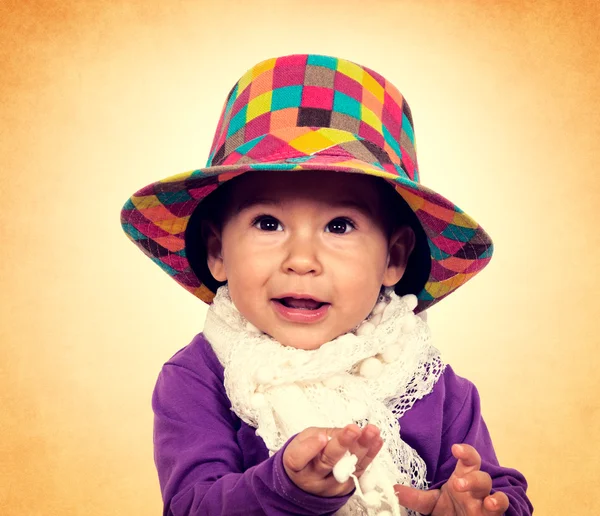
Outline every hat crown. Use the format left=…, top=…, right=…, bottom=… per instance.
left=205, top=54, right=419, bottom=182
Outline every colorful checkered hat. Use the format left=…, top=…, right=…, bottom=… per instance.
left=120, top=54, right=493, bottom=313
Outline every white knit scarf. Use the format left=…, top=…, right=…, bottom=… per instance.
left=203, top=285, right=445, bottom=516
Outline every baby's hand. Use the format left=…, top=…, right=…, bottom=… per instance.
left=283, top=423, right=383, bottom=497
left=394, top=444, right=510, bottom=515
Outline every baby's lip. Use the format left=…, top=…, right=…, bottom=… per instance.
left=272, top=293, right=329, bottom=304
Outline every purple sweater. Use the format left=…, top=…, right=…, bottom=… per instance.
left=152, top=333, right=532, bottom=515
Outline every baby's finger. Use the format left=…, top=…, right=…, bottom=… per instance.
left=355, top=424, right=380, bottom=449
left=453, top=470, right=492, bottom=499
left=313, top=424, right=361, bottom=477
left=354, top=427, right=384, bottom=474
left=451, top=443, right=482, bottom=477
left=482, top=491, right=510, bottom=515
left=284, top=430, right=328, bottom=473
left=394, top=484, right=440, bottom=515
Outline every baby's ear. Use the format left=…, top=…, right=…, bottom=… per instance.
left=203, top=222, right=227, bottom=282
left=382, top=225, right=415, bottom=287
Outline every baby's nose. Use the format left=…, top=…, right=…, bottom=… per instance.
left=282, top=235, right=323, bottom=275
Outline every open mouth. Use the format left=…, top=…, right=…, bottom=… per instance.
left=274, top=297, right=329, bottom=310
left=271, top=295, right=331, bottom=323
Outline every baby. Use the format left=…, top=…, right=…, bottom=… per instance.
left=121, top=54, right=533, bottom=515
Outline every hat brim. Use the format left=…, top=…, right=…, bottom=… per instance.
left=121, top=159, right=493, bottom=313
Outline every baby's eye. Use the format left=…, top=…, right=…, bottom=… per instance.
left=325, top=217, right=356, bottom=234
left=253, top=215, right=283, bottom=232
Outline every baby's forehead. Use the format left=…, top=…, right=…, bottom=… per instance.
left=225, top=169, right=388, bottom=209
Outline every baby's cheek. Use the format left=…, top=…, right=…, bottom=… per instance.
left=338, top=276, right=381, bottom=325
left=226, top=248, right=271, bottom=284
left=339, top=258, right=384, bottom=294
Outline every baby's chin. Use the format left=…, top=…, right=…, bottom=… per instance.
left=266, top=326, right=354, bottom=350
left=277, top=337, right=329, bottom=350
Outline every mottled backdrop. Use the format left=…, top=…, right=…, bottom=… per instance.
left=1, top=0, right=599, bottom=513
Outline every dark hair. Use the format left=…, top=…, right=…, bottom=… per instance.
left=185, top=180, right=233, bottom=293
left=185, top=176, right=431, bottom=297
left=374, top=180, right=431, bottom=296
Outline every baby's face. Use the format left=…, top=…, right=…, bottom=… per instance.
left=206, top=170, right=413, bottom=349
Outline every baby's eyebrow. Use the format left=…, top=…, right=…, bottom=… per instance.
left=237, top=198, right=281, bottom=212
left=333, top=200, right=374, bottom=216
left=236, top=197, right=373, bottom=215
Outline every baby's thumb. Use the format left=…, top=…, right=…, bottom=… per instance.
left=394, top=484, right=440, bottom=514
left=284, top=431, right=328, bottom=473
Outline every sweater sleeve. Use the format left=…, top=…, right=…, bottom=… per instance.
left=431, top=373, right=534, bottom=515
left=152, top=355, right=351, bottom=516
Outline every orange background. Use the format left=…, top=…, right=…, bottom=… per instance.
left=1, top=1, right=599, bottom=513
